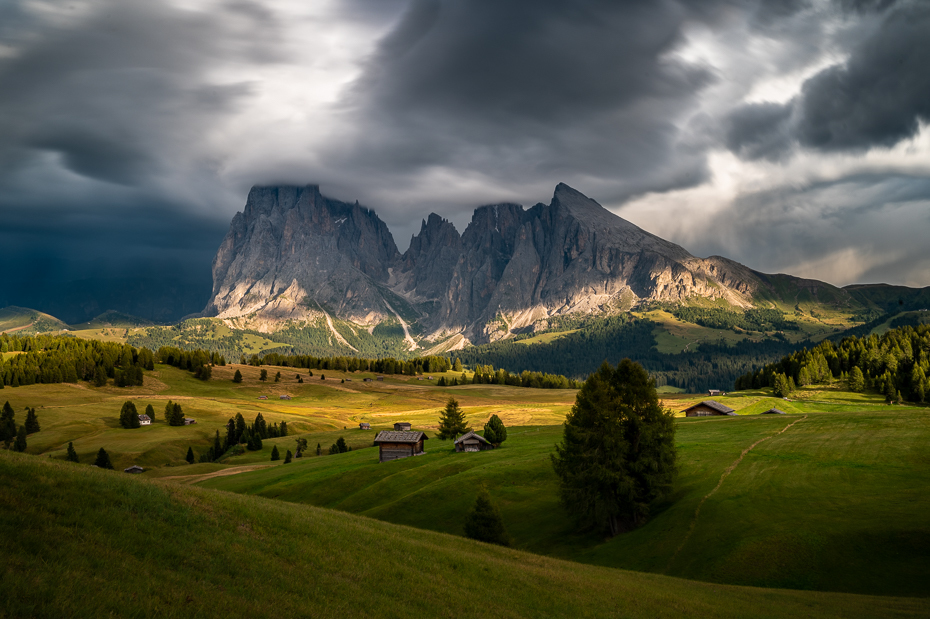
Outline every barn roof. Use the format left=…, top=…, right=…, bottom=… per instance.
left=373, top=430, right=428, bottom=444
left=684, top=400, right=736, bottom=415
left=454, top=430, right=491, bottom=445
left=761, top=408, right=787, bottom=414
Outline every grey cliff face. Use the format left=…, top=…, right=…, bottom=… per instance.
left=206, top=185, right=400, bottom=325
left=204, top=182, right=842, bottom=344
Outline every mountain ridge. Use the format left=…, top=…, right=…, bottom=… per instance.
left=200, top=183, right=924, bottom=348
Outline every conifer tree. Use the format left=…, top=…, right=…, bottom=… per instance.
left=93, top=365, right=108, bottom=387
left=1, top=401, right=16, bottom=446
left=453, top=358, right=463, bottom=372
left=316, top=442, right=321, bottom=456
left=186, top=447, right=195, bottom=464
left=280, top=421, right=288, bottom=436
left=463, top=489, right=510, bottom=546
left=13, top=425, right=27, bottom=452
left=233, top=369, right=243, bottom=383
left=848, top=366, right=865, bottom=392
left=119, top=401, right=140, bottom=429
left=214, top=430, right=223, bottom=459
left=259, top=369, right=268, bottom=382
left=145, top=404, right=155, bottom=424
left=483, top=414, right=507, bottom=446
left=271, top=445, right=280, bottom=461
left=283, top=449, right=292, bottom=463
left=66, top=441, right=79, bottom=463
left=94, top=447, right=114, bottom=469
left=552, top=360, right=677, bottom=536
left=335, top=437, right=348, bottom=453
left=24, top=408, right=40, bottom=434
left=437, top=397, right=469, bottom=440
left=274, top=372, right=281, bottom=382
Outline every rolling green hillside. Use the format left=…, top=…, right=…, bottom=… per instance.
left=200, top=399, right=930, bottom=598
left=0, top=306, right=68, bottom=334
left=2, top=450, right=927, bottom=618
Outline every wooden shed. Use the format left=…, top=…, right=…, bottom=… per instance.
left=683, top=400, right=736, bottom=417
left=138, top=414, right=151, bottom=426
left=373, top=430, right=428, bottom=462
left=761, top=408, right=787, bottom=415
left=393, top=422, right=412, bottom=431
left=359, top=422, right=371, bottom=430
left=124, top=465, right=144, bottom=474
left=454, top=430, right=494, bottom=453
left=708, top=389, right=726, bottom=396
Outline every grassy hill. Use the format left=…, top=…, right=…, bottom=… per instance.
left=2, top=450, right=928, bottom=618
left=0, top=306, right=68, bottom=334
left=196, top=392, right=930, bottom=598
left=6, top=359, right=929, bottom=600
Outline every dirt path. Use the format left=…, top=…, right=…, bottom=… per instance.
left=1, top=321, right=36, bottom=334
left=159, top=463, right=276, bottom=484
left=666, top=415, right=807, bottom=570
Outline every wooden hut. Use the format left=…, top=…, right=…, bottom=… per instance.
left=138, top=414, right=151, bottom=426
left=761, top=408, right=787, bottom=415
left=393, top=422, right=412, bottom=431
left=683, top=400, right=736, bottom=417
left=359, top=422, right=371, bottom=430
left=708, top=389, right=726, bottom=397
left=373, top=430, right=428, bottom=462
left=123, top=465, right=144, bottom=474
left=454, top=430, right=494, bottom=453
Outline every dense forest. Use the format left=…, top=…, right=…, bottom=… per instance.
left=454, top=316, right=802, bottom=392
left=736, top=323, right=930, bottom=403
left=670, top=306, right=799, bottom=332
left=0, top=333, right=153, bottom=388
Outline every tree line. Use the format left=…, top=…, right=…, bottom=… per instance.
left=735, top=323, right=930, bottom=403
left=0, top=334, right=154, bottom=388
left=454, top=316, right=802, bottom=392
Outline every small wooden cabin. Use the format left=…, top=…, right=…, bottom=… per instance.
left=708, top=389, right=726, bottom=397
left=761, top=408, right=787, bottom=415
left=393, top=422, right=412, bottom=431
left=454, top=430, right=494, bottom=453
left=373, top=430, right=428, bottom=462
left=279, top=395, right=292, bottom=400
left=138, top=414, right=151, bottom=426
left=124, top=465, right=144, bottom=474
left=363, top=378, right=373, bottom=383
left=183, top=417, right=196, bottom=425
left=683, top=400, right=736, bottom=417
left=359, top=422, right=371, bottom=430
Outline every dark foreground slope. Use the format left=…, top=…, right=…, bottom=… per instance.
left=2, top=452, right=926, bottom=619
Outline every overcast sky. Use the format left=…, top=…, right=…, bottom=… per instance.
left=2, top=0, right=929, bottom=313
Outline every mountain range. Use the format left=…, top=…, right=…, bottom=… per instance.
left=201, top=182, right=910, bottom=350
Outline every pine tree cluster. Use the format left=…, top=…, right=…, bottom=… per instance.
left=736, top=324, right=930, bottom=403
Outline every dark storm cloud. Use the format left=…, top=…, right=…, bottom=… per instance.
left=794, top=3, right=930, bottom=151
left=725, top=1, right=930, bottom=158
left=0, top=0, right=278, bottom=184
left=334, top=0, right=722, bottom=201
left=724, top=102, right=794, bottom=161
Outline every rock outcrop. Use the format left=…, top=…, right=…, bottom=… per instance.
left=203, top=183, right=853, bottom=344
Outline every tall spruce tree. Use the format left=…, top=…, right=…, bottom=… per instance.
left=283, top=449, right=292, bottom=463
left=233, top=369, right=243, bottom=383
left=437, top=397, right=469, bottom=440
left=66, top=441, right=79, bottom=463
left=24, top=408, right=40, bottom=434
left=144, top=404, right=155, bottom=424
left=94, top=447, right=114, bottom=469
left=1, top=401, right=16, bottom=446
left=186, top=447, right=195, bottom=464
left=13, top=425, right=27, bottom=452
left=463, top=489, right=510, bottom=546
left=552, top=360, right=677, bottom=536
left=271, top=445, right=280, bottom=461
